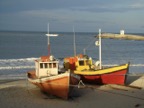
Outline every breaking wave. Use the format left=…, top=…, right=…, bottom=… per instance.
left=0, top=58, right=37, bottom=70
left=0, top=58, right=144, bottom=70
left=0, top=58, right=143, bottom=80
left=103, top=64, right=144, bottom=67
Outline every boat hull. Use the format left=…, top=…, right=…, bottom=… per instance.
left=27, top=71, right=80, bottom=99
left=74, top=63, right=129, bottom=85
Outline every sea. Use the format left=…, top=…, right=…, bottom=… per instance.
left=0, top=31, right=144, bottom=80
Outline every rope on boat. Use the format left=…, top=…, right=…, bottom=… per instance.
left=78, top=80, right=85, bottom=88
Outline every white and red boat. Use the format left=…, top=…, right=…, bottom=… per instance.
left=27, top=24, right=80, bottom=99
left=27, top=55, right=80, bottom=99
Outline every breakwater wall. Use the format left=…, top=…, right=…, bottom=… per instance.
left=100, top=33, right=144, bottom=41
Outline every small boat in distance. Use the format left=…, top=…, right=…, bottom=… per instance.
left=46, top=34, right=58, bottom=37
left=27, top=24, right=80, bottom=99
left=63, top=29, right=130, bottom=85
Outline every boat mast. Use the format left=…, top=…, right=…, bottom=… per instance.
left=99, top=29, right=102, bottom=69
left=73, top=26, right=76, bottom=56
left=47, top=23, right=50, bottom=56
left=46, top=23, right=59, bottom=56
left=83, top=48, right=86, bottom=55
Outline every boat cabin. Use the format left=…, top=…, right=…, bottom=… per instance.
left=75, top=58, right=92, bottom=71
left=35, top=55, right=59, bottom=78
left=64, top=57, right=77, bottom=71
left=64, top=54, right=93, bottom=71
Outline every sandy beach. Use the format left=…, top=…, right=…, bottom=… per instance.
left=0, top=75, right=144, bottom=108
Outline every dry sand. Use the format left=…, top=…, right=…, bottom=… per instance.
left=0, top=75, right=144, bottom=108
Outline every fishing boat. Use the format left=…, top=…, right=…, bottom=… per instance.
left=27, top=24, right=80, bottom=99
left=63, top=29, right=130, bottom=85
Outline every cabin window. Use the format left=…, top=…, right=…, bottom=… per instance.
left=44, top=63, right=48, bottom=68
left=79, top=61, right=84, bottom=66
left=40, top=63, right=43, bottom=68
left=49, top=63, right=52, bottom=68
left=86, top=60, right=90, bottom=65
left=53, top=63, right=57, bottom=68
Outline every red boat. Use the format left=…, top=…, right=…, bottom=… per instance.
left=63, top=29, right=130, bottom=85
left=64, top=55, right=129, bottom=85
left=74, top=62, right=129, bottom=85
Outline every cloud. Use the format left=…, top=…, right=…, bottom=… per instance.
left=141, top=26, right=144, bottom=28
left=1, top=0, right=144, bottom=14
left=129, top=3, right=144, bottom=9
left=70, top=1, right=144, bottom=13
left=0, top=0, right=144, bottom=32
left=18, top=9, right=112, bottom=25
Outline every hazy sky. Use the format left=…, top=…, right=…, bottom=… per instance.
left=0, top=0, right=144, bottom=33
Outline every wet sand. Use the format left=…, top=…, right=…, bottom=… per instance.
left=0, top=75, right=144, bottom=108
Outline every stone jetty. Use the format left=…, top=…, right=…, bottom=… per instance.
left=101, top=33, right=144, bottom=41
left=98, top=30, right=144, bottom=41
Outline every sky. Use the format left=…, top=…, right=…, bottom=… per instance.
left=0, top=0, right=144, bottom=33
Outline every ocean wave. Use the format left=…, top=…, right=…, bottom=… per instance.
left=0, top=74, right=26, bottom=80
left=101, top=64, right=144, bottom=67
left=0, top=58, right=144, bottom=70
left=130, top=64, right=144, bottom=67
left=0, top=64, right=144, bottom=70
left=0, top=57, right=37, bottom=70
left=0, top=66, right=35, bottom=70
left=0, top=57, right=38, bottom=62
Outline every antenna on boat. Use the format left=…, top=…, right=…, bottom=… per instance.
left=73, top=26, right=76, bottom=56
